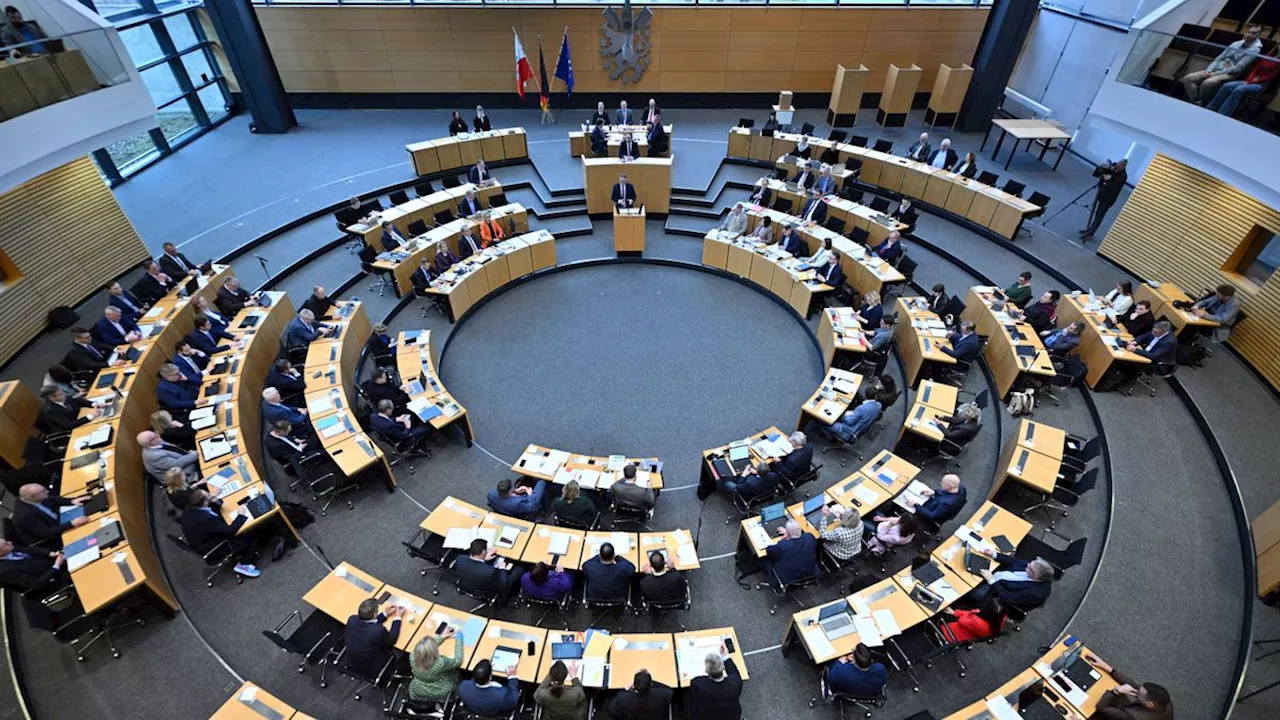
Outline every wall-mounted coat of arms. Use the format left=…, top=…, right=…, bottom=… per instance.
left=601, top=0, right=653, bottom=84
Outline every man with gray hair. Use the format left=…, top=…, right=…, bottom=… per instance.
left=686, top=648, right=744, bottom=716
left=284, top=308, right=332, bottom=349
left=970, top=553, right=1054, bottom=610
left=138, top=430, right=200, bottom=484
left=762, top=519, right=818, bottom=590
left=776, top=430, right=813, bottom=479
left=216, top=276, right=257, bottom=317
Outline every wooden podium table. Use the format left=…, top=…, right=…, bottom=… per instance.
left=614, top=207, right=646, bottom=255
left=583, top=156, right=673, bottom=215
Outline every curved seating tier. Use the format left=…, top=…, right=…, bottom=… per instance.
left=392, top=329, right=473, bottom=445
left=512, top=445, right=665, bottom=490
left=945, top=637, right=1118, bottom=719
left=406, top=127, right=528, bottom=176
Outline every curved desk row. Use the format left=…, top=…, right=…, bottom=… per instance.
left=300, top=301, right=394, bottom=485
left=212, top=682, right=315, bottom=720
left=512, top=444, right=665, bottom=491
left=372, top=201, right=530, bottom=296
left=393, top=329, right=473, bottom=446
left=415, top=496, right=698, bottom=572
left=897, top=380, right=960, bottom=447
left=58, top=265, right=237, bottom=615
left=894, top=296, right=957, bottom=388
left=743, top=205, right=907, bottom=297
left=946, top=637, right=1119, bottom=719
left=569, top=123, right=673, bottom=157
left=699, top=425, right=807, bottom=506
left=301, top=560, right=740, bottom=690
left=406, top=127, right=528, bottom=177
left=702, top=229, right=834, bottom=318
left=727, top=128, right=1041, bottom=239
left=1134, top=281, right=1219, bottom=338
left=346, top=180, right=506, bottom=248
left=960, top=286, right=1057, bottom=400
left=798, top=368, right=864, bottom=432
left=818, top=307, right=872, bottom=370
left=1054, top=293, right=1149, bottom=390
left=424, top=229, right=557, bottom=323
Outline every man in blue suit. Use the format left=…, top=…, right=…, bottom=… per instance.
left=814, top=167, right=838, bottom=196
left=370, top=399, right=431, bottom=450
left=763, top=520, right=819, bottom=589
left=943, top=320, right=981, bottom=365
left=172, top=341, right=207, bottom=384
left=718, top=459, right=780, bottom=500
left=157, top=363, right=200, bottom=414
left=106, top=281, right=147, bottom=321
left=92, top=307, right=140, bottom=347
left=262, top=387, right=312, bottom=437
left=775, top=431, right=813, bottom=479
left=616, top=99, right=633, bottom=125
left=379, top=220, right=408, bottom=251
left=1128, top=321, right=1177, bottom=364
left=487, top=478, right=546, bottom=519
left=185, top=314, right=235, bottom=356
left=969, top=555, right=1054, bottom=610
left=266, top=359, right=306, bottom=403
left=284, top=310, right=331, bottom=350
left=817, top=256, right=845, bottom=289
left=774, top=224, right=804, bottom=256
left=457, top=188, right=483, bottom=218
left=798, top=188, right=828, bottom=225
left=343, top=598, right=403, bottom=677
left=911, top=474, right=967, bottom=525
left=457, top=659, right=520, bottom=717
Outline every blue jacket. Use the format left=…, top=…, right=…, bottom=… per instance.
left=733, top=469, right=781, bottom=499
left=285, top=316, right=327, bottom=348
left=832, top=400, right=881, bottom=442
left=988, top=554, right=1052, bottom=609
left=818, top=261, right=845, bottom=288
left=265, top=367, right=306, bottom=395
left=344, top=614, right=400, bottom=676
left=765, top=533, right=819, bottom=585
left=185, top=327, right=233, bottom=356
left=170, top=356, right=205, bottom=386
left=92, top=316, right=139, bottom=347
left=776, top=232, right=803, bottom=256
left=582, top=556, right=634, bottom=601
left=108, top=290, right=146, bottom=320
left=776, top=445, right=813, bottom=479
left=157, top=378, right=199, bottom=411
left=263, top=401, right=306, bottom=427
left=915, top=486, right=967, bottom=524
left=458, top=678, right=520, bottom=716
left=827, top=660, right=887, bottom=698
left=1133, top=331, right=1176, bottom=365
left=1044, top=329, right=1081, bottom=354
left=487, top=481, right=546, bottom=518
left=874, top=240, right=903, bottom=262
left=943, top=332, right=981, bottom=364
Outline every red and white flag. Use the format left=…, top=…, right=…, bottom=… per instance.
left=513, top=29, right=534, bottom=99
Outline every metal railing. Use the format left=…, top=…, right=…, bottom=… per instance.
left=1, top=26, right=131, bottom=122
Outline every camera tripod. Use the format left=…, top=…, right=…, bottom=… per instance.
left=1044, top=178, right=1102, bottom=226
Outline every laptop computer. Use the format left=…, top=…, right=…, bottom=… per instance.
left=759, top=502, right=789, bottom=537
left=802, top=495, right=826, bottom=528
left=80, top=492, right=110, bottom=517
left=95, top=520, right=124, bottom=549
left=817, top=600, right=856, bottom=639
left=964, top=546, right=992, bottom=575
left=242, top=494, right=274, bottom=519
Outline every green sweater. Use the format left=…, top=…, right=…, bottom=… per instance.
left=533, top=677, right=589, bottom=720
left=409, top=634, right=463, bottom=702
left=1003, top=282, right=1032, bottom=308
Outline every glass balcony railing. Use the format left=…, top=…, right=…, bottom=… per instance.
left=1116, top=27, right=1280, bottom=136
left=251, top=0, right=992, bottom=5
left=1, top=26, right=132, bottom=122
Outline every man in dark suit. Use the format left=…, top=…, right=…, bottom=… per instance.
left=457, top=228, right=482, bottom=259
left=133, top=261, right=175, bottom=303
left=91, top=307, right=141, bottom=348
left=284, top=310, right=332, bottom=349
left=0, top=538, right=65, bottom=593
left=472, top=105, right=492, bottom=132
left=774, top=225, right=803, bottom=256
left=215, top=277, right=256, bottom=317
left=646, top=117, right=668, bottom=156
left=13, top=483, right=89, bottom=547
left=1128, top=321, right=1177, bottom=364
left=814, top=167, right=838, bottom=196
left=370, top=399, right=431, bottom=450
left=763, top=520, right=818, bottom=588
left=262, top=387, right=312, bottom=437
left=1120, top=300, right=1156, bottom=337
left=619, top=133, right=639, bottom=161
left=266, top=360, right=306, bottom=400
left=775, top=432, right=813, bottom=479
left=638, top=551, right=686, bottom=605
left=457, top=188, right=483, bottom=218
left=63, top=327, right=121, bottom=375
left=39, top=386, right=97, bottom=433
left=746, top=182, right=772, bottom=208
left=582, top=542, right=635, bottom=602
left=792, top=162, right=816, bottom=190
left=106, top=281, right=148, bottom=321
left=927, top=138, right=958, bottom=170
left=818, top=257, right=846, bottom=289
left=970, top=555, right=1054, bottom=610
left=453, top=539, right=521, bottom=601
left=467, top=158, right=490, bottom=185
left=910, top=474, right=967, bottom=526
left=172, top=341, right=208, bottom=382
left=590, top=101, right=611, bottom=126
left=644, top=97, right=660, bottom=125
left=906, top=132, right=932, bottom=162
left=609, top=669, right=673, bottom=720
left=379, top=220, right=407, bottom=251
left=612, top=173, right=638, bottom=209
left=798, top=189, right=827, bottom=225
left=590, top=119, right=608, bottom=156
left=457, top=660, right=520, bottom=717
left=186, top=314, right=235, bottom=356
left=157, top=363, right=200, bottom=414
left=943, top=320, right=981, bottom=365
left=616, top=100, right=634, bottom=125
left=301, top=285, right=337, bottom=320
left=363, top=368, right=410, bottom=411
left=158, top=242, right=201, bottom=279
left=264, top=420, right=311, bottom=468
left=344, top=597, right=403, bottom=676
left=686, top=654, right=744, bottom=718
left=180, top=488, right=261, bottom=578
left=718, top=459, right=780, bottom=500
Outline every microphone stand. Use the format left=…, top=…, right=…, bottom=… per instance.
left=255, top=254, right=270, bottom=281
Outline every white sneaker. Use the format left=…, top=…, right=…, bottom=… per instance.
left=234, top=563, right=261, bottom=578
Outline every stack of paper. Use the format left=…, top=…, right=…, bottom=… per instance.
left=852, top=614, right=882, bottom=646
left=852, top=483, right=881, bottom=506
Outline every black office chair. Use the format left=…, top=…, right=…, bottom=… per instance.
left=841, top=186, right=865, bottom=204
left=167, top=533, right=240, bottom=586
left=262, top=608, right=343, bottom=673
left=976, top=170, right=999, bottom=186
left=406, top=219, right=428, bottom=237
left=1061, top=437, right=1100, bottom=476
left=361, top=260, right=394, bottom=297
left=329, top=647, right=397, bottom=709
left=848, top=227, right=870, bottom=246
left=371, top=426, right=432, bottom=475
left=433, top=210, right=455, bottom=226
left=388, top=189, right=410, bottom=206
left=553, top=509, right=600, bottom=531
left=1023, top=191, right=1051, bottom=231
left=869, top=197, right=891, bottom=214
left=824, top=216, right=847, bottom=233
left=932, top=424, right=982, bottom=469
left=440, top=175, right=461, bottom=189
left=401, top=528, right=456, bottom=594
left=413, top=180, right=435, bottom=198
left=519, top=586, right=574, bottom=627
left=25, top=583, right=143, bottom=662
left=737, top=117, right=754, bottom=128
left=872, top=139, right=893, bottom=153
left=582, top=581, right=631, bottom=629
left=1046, top=467, right=1098, bottom=520
left=797, top=121, right=815, bottom=136
left=290, top=451, right=349, bottom=516
left=610, top=498, right=653, bottom=531
left=724, top=484, right=788, bottom=525
left=1132, top=361, right=1177, bottom=397
left=1002, top=179, right=1026, bottom=198
left=454, top=572, right=503, bottom=614
left=886, top=623, right=949, bottom=692
left=849, top=134, right=869, bottom=148
left=809, top=661, right=887, bottom=716
left=1042, top=354, right=1086, bottom=406
left=489, top=191, right=508, bottom=207
left=882, top=256, right=916, bottom=300
left=638, top=583, right=692, bottom=632
left=1016, top=533, right=1088, bottom=573
left=828, top=129, right=848, bottom=143
left=772, top=196, right=793, bottom=213
left=756, top=565, right=822, bottom=615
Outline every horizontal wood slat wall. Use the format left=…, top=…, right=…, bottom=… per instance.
left=1100, top=153, right=1280, bottom=390
left=0, top=157, right=150, bottom=366
left=255, top=6, right=988, bottom=95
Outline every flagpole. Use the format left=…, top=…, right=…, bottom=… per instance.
left=551, top=25, right=567, bottom=97
left=537, top=34, right=554, bottom=126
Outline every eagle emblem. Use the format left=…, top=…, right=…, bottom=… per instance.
left=601, top=0, right=653, bottom=84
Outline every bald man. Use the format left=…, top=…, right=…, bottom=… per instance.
left=139, top=430, right=200, bottom=483
left=763, top=519, right=819, bottom=589
left=12, top=484, right=88, bottom=547
left=911, top=474, right=967, bottom=525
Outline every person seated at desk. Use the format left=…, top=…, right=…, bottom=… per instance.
left=928, top=138, right=958, bottom=170
left=13, top=483, right=89, bottom=546
left=448, top=111, right=467, bottom=136
left=152, top=409, right=194, bottom=450
left=589, top=118, right=608, bottom=156
left=1208, top=54, right=1280, bottom=117
left=159, top=242, right=201, bottom=279
left=478, top=210, right=506, bottom=248
left=639, top=551, right=685, bottom=605
left=1120, top=300, right=1155, bottom=337
left=906, top=132, right=932, bottom=162
left=39, top=385, right=98, bottom=433
left=721, top=204, right=748, bottom=235
left=864, top=512, right=919, bottom=555
left=798, top=188, right=828, bottom=225
left=468, top=157, right=490, bottom=185
left=1104, top=281, right=1134, bottom=316
left=777, top=431, right=813, bottom=478
left=647, top=116, right=668, bottom=156
left=380, top=220, right=407, bottom=252
left=816, top=255, right=845, bottom=292
left=617, top=99, right=633, bottom=125
left=1002, top=271, right=1034, bottom=309
left=827, top=643, right=888, bottom=698
left=612, top=173, right=638, bottom=209
left=590, top=101, right=611, bottom=126
left=42, top=365, right=83, bottom=399
left=435, top=242, right=461, bottom=273
left=157, top=363, right=201, bottom=414
left=773, top=224, right=803, bottom=256
left=458, top=188, right=484, bottom=219
left=173, top=340, right=209, bottom=380
left=805, top=236, right=834, bottom=268
left=751, top=216, right=775, bottom=243
left=858, top=373, right=895, bottom=403
left=746, top=179, right=772, bottom=208
left=371, top=399, right=432, bottom=451
left=92, top=306, right=141, bottom=348
left=855, top=291, right=884, bottom=331
left=1085, top=656, right=1175, bottom=720
left=1192, top=283, right=1241, bottom=337
left=458, top=659, right=520, bottom=717
left=937, top=404, right=982, bottom=446
left=792, top=161, right=816, bottom=190
left=473, top=105, right=492, bottom=132
left=943, top=320, right=981, bottom=365
left=611, top=463, right=655, bottom=511
left=911, top=473, right=968, bottom=525
left=285, top=309, right=332, bottom=348
left=409, top=629, right=465, bottom=711
left=553, top=480, right=597, bottom=528
left=192, top=295, right=230, bottom=333
left=890, top=196, right=918, bottom=233
left=764, top=520, right=818, bottom=588
left=609, top=670, right=673, bottom=720
left=1127, top=321, right=1178, bottom=365
left=816, top=165, right=839, bottom=196
left=368, top=322, right=396, bottom=362
left=302, top=285, right=337, bottom=319
left=872, top=231, right=904, bottom=263
left=267, top=359, right=306, bottom=399
left=180, top=488, right=261, bottom=578
left=644, top=97, right=660, bottom=125
left=458, top=227, right=483, bottom=259
left=216, top=276, right=257, bottom=317
left=869, top=313, right=896, bottom=352
left=794, top=135, right=813, bottom=159
left=535, top=661, right=589, bottom=720
left=953, top=151, right=979, bottom=179
left=107, top=281, right=148, bottom=321
left=187, top=314, right=236, bottom=356
left=344, top=597, right=403, bottom=677
left=488, top=477, right=547, bottom=519
left=134, top=261, right=175, bottom=303
left=454, top=538, right=522, bottom=601
left=619, top=132, right=640, bottom=161
left=262, top=387, right=311, bottom=435
left=718, top=459, right=780, bottom=500
left=139, top=430, right=200, bottom=484
left=364, top=367, right=410, bottom=412
left=521, top=560, right=573, bottom=602
left=819, top=142, right=841, bottom=166
left=1044, top=321, right=1085, bottom=355
left=0, top=537, right=64, bottom=595
left=968, top=555, right=1054, bottom=610
left=823, top=395, right=884, bottom=444
left=265, top=420, right=311, bottom=469
left=582, top=542, right=635, bottom=602
left=940, top=595, right=1006, bottom=643
left=818, top=505, right=864, bottom=562
left=928, top=283, right=950, bottom=318
left=1018, top=290, right=1060, bottom=335
left=686, top=652, right=745, bottom=717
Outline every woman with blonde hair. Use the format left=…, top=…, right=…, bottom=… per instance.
left=553, top=480, right=597, bottom=528
left=163, top=467, right=201, bottom=510
left=409, top=627, right=464, bottom=709
left=151, top=409, right=194, bottom=449
left=856, top=290, right=884, bottom=330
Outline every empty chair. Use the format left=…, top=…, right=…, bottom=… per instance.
left=841, top=186, right=865, bottom=204
left=413, top=180, right=435, bottom=197
left=406, top=219, right=428, bottom=237
left=976, top=170, right=999, bottom=186
left=872, top=139, right=893, bottom=153
left=828, top=129, right=848, bottom=143
left=434, top=210, right=454, bottom=226
left=440, top=175, right=460, bottom=189
left=849, top=227, right=870, bottom=246
left=799, top=122, right=816, bottom=135
left=388, top=189, right=410, bottom=206
left=849, top=134, right=869, bottom=148
left=869, top=196, right=891, bottom=213
left=737, top=117, right=755, bottom=128
left=489, top=192, right=508, bottom=207
left=772, top=196, right=793, bottom=213
left=883, top=256, right=916, bottom=299
left=1020, top=191, right=1051, bottom=238
left=1002, top=180, right=1026, bottom=198
left=262, top=609, right=343, bottom=673
left=823, top=216, right=846, bottom=233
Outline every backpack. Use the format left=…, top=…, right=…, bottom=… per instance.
left=1175, top=343, right=1206, bottom=368
left=48, top=306, right=79, bottom=328
left=281, top=500, right=315, bottom=529
left=1007, top=389, right=1036, bottom=417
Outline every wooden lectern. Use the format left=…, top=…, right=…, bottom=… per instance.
left=827, top=64, right=869, bottom=128
left=925, top=63, right=973, bottom=129
left=877, top=64, right=921, bottom=129
left=614, top=206, right=646, bottom=255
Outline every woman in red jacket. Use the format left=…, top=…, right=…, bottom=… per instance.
left=941, top=596, right=1006, bottom=643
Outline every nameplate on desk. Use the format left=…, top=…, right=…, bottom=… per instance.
left=114, top=553, right=135, bottom=584
left=334, top=567, right=375, bottom=592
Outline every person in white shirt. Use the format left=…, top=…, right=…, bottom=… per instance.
left=806, top=237, right=834, bottom=268
left=721, top=204, right=748, bottom=235
left=928, top=138, right=958, bottom=170
left=1105, top=281, right=1134, bottom=316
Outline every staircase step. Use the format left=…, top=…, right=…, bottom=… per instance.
left=664, top=214, right=720, bottom=238
left=537, top=205, right=588, bottom=219
left=669, top=204, right=722, bottom=220
left=530, top=214, right=594, bottom=238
